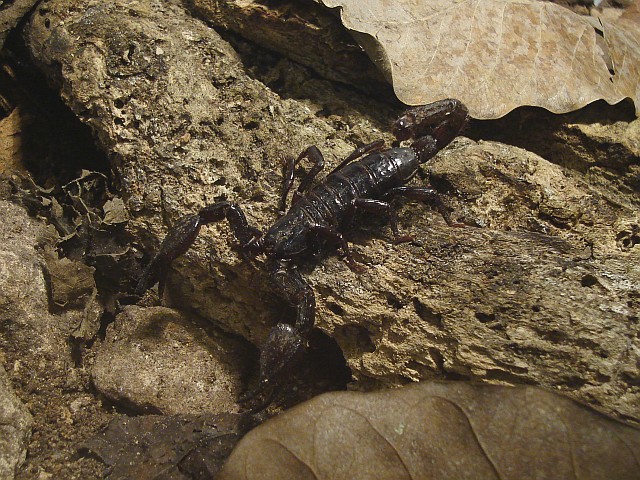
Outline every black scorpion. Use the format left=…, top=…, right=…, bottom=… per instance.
left=136, top=99, right=469, bottom=408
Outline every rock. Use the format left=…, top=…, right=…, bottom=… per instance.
left=0, top=200, right=68, bottom=359
left=562, top=116, right=640, bottom=196
left=0, top=0, right=40, bottom=49
left=0, top=366, right=32, bottom=480
left=471, top=102, right=640, bottom=204
left=317, top=138, right=640, bottom=420
left=22, top=0, right=379, bottom=351
left=184, top=0, right=389, bottom=95
left=92, top=306, right=250, bottom=414
left=0, top=199, right=106, bottom=477
left=81, top=412, right=249, bottom=479
left=21, top=0, right=640, bottom=422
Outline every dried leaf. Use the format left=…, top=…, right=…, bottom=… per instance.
left=102, top=197, right=128, bottom=225
left=220, top=382, right=640, bottom=480
left=71, top=286, right=102, bottom=341
left=315, top=0, right=640, bottom=118
left=44, top=247, right=96, bottom=307
left=82, top=413, right=251, bottom=480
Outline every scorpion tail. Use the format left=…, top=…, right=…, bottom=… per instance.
left=239, top=323, right=306, bottom=411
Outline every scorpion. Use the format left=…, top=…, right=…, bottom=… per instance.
left=136, top=98, right=469, bottom=409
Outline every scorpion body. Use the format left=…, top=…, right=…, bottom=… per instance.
left=263, top=147, right=419, bottom=260
left=136, top=99, right=469, bottom=409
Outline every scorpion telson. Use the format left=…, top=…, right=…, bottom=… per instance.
left=136, top=98, right=469, bottom=410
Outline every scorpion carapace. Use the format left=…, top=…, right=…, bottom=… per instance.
left=136, top=98, right=469, bottom=410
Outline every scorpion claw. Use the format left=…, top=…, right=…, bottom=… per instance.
left=135, top=257, right=167, bottom=297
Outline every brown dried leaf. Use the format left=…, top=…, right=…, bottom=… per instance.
left=44, top=247, right=96, bottom=307
left=82, top=413, right=250, bottom=479
left=316, top=0, right=640, bottom=118
left=220, top=382, right=640, bottom=480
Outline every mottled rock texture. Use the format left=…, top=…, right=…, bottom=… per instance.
left=0, top=366, right=32, bottom=480
left=0, top=0, right=39, bottom=49
left=0, top=199, right=81, bottom=478
left=20, top=0, right=640, bottom=422
left=92, top=305, right=249, bottom=414
left=184, top=0, right=389, bottom=94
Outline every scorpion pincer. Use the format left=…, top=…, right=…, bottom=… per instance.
left=136, top=98, right=469, bottom=409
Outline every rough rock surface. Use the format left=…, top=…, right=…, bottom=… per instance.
left=20, top=0, right=640, bottom=423
left=184, top=0, right=390, bottom=95
left=0, top=194, right=249, bottom=478
left=22, top=0, right=385, bottom=367
left=0, top=366, right=32, bottom=480
left=0, top=199, right=104, bottom=478
left=92, top=305, right=249, bottom=414
left=0, top=200, right=64, bottom=358
left=0, top=0, right=39, bottom=49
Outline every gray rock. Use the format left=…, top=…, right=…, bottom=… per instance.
left=0, top=200, right=81, bottom=370
left=0, top=200, right=64, bottom=356
left=184, top=0, right=389, bottom=94
left=0, top=199, right=106, bottom=477
left=0, top=367, right=32, bottom=480
left=92, top=306, right=249, bottom=414
left=0, top=200, right=55, bottom=479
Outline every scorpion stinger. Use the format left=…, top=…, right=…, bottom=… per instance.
left=136, top=99, right=469, bottom=411
left=239, top=262, right=314, bottom=407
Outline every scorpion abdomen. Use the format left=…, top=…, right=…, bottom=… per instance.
left=314, top=147, right=420, bottom=221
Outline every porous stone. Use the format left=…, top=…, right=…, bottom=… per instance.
left=0, top=199, right=107, bottom=478
left=0, top=200, right=68, bottom=360
left=0, top=367, right=32, bottom=480
left=92, top=305, right=249, bottom=414
left=0, top=0, right=40, bottom=49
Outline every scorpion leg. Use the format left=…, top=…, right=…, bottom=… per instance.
left=135, top=201, right=261, bottom=297
left=308, top=224, right=363, bottom=272
left=280, top=146, right=325, bottom=212
left=328, top=139, right=385, bottom=175
left=347, top=198, right=413, bottom=244
left=386, top=186, right=462, bottom=227
left=240, top=263, right=313, bottom=409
